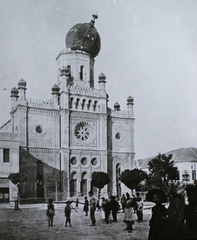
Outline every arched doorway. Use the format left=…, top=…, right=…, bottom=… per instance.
left=81, top=172, right=87, bottom=196
left=90, top=173, right=98, bottom=196
left=36, top=160, right=44, bottom=198
left=70, top=172, right=77, bottom=197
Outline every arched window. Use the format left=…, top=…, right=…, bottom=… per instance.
left=93, top=101, right=98, bottom=111
left=76, top=98, right=80, bottom=109
left=67, top=65, right=71, bottom=78
left=69, top=97, right=73, bottom=109
left=87, top=100, right=92, bottom=110
left=116, top=164, right=121, bottom=198
left=81, top=172, right=88, bottom=196
left=82, top=99, right=86, bottom=110
left=80, top=66, right=84, bottom=80
left=36, top=160, right=44, bottom=198
left=70, top=172, right=77, bottom=197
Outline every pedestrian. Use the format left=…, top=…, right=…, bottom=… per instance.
left=46, top=198, right=55, bottom=227
left=83, top=196, right=89, bottom=216
left=64, top=200, right=72, bottom=227
left=123, top=192, right=135, bottom=233
left=101, top=197, right=106, bottom=220
left=110, top=196, right=119, bottom=222
left=13, top=199, right=21, bottom=212
left=185, top=184, right=197, bottom=239
left=163, top=192, right=187, bottom=239
left=146, top=189, right=167, bottom=240
left=103, top=199, right=110, bottom=224
left=75, top=198, right=79, bottom=209
left=90, top=197, right=96, bottom=226
left=136, top=196, right=144, bottom=222
left=120, top=194, right=126, bottom=213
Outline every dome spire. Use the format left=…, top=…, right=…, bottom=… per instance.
left=90, top=14, right=98, bottom=26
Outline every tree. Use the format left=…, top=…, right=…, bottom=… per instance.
left=120, top=168, right=148, bottom=192
left=147, top=153, right=179, bottom=190
left=91, top=172, right=110, bottom=199
left=8, top=172, right=27, bottom=199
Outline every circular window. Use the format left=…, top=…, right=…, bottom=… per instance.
left=81, top=158, right=87, bottom=165
left=74, top=122, right=93, bottom=142
left=70, top=157, right=77, bottom=165
left=91, top=158, right=97, bottom=166
left=115, top=132, right=121, bottom=140
left=35, top=125, right=43, bottom=134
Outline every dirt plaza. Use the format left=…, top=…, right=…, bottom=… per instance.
left=0, top=203, right=151, bottom=240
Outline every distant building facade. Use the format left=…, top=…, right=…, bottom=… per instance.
left=0, top=15, right=135, bottom=202
left=136, top=148, right=197, bottom=185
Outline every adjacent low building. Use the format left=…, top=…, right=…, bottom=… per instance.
left=136, top=147, right=197, bottom=185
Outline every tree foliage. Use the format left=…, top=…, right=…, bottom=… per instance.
left=91, top=172, right=110, bottom=198
left=120, top=168, right=148, bottom=191
left=147, top=153, right=179, bottom=190
left=8, top=172, right=27, bottom=186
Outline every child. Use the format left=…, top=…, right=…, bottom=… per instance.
left=65, top=200, right=72, bottom=227
left=46, top=198, right=55, bottom=227
left=136, top=197, right=144, bottom=222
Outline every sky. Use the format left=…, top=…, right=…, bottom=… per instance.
left=0, top=0, right=197, bottom=160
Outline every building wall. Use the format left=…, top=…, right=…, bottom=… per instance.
left=0, top=133, right=19, bottom=201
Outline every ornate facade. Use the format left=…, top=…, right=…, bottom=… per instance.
left=0, top=15, right=135, bottom=201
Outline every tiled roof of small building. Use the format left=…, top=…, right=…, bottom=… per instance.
left=136, top=147, right=197, bottom=169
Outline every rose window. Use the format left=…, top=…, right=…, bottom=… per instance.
left=74, top=122, right=93, bottom=142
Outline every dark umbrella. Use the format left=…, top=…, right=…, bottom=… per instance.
left=146, top=189, right=167, bottom=203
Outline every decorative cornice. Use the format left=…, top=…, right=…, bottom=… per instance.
left=71, top=111, right=99, bottom=118
left=28, top=108, right=59, bottom=116
left=0, top=132, right=19, bottom=141
left=29, top=148, right=60, bottom=154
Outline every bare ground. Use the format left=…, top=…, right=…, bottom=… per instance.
left=0, top=204, right=151, bottom=240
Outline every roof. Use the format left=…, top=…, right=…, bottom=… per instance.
left=136, top=147, right=197, bottom=169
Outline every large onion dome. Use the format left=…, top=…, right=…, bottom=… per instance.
left=66, top=14, right=101, bottom=58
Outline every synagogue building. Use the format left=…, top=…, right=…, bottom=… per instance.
left=0, top=15, right=135, bottom=202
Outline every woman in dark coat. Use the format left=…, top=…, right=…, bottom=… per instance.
left=83, top=196, right=89, bottom=216
left=185, top=185, right=197, bottom=239
left=146, top=189, right=167, bottom=240
left=163, top=193, right=186, bottom=240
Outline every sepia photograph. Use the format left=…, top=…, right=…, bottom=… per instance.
left=0, top=0, right=197, bottom=239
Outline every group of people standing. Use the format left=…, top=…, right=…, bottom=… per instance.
left=147, top=185, right=197, bottom=240
left=46, top=191, right=144, bottom=230
left=83, top=193, right=120, bottom=225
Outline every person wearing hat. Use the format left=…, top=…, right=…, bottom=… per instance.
left=163, top=192, right=186, bottom=240
left=64, top=200, right=72, bottom=227
left=146, top=189, right=167, bottom=240
left=90, top=197, right=96, bottom=226
left=110, top=196, right=119, bottom=222
left=46, top=198, right=55, bottom=227
left=185, top=185, right=197, bottom=239
left=123, top=192, right=135, bottom=233
left=83, top=196, right=89, bottom=216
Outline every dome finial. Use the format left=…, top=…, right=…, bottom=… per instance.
left=90, top=13, right=98, bottom=26
left=92, top=14, right=98, bottom=20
